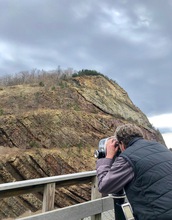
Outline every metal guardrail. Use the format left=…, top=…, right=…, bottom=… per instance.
left=0, top=170, right=114, bottom=220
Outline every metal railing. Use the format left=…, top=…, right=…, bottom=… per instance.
left=0, top=170, right=114, bottom=220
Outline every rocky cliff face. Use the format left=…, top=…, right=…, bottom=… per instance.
left=0, top=75, right=165, bottom=219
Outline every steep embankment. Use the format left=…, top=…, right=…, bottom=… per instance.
left=0, top=75, right=165, bottom=219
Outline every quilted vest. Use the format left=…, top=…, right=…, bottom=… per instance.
left=120, top=138, right=172, bottom=220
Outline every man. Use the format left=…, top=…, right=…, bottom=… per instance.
left=96, top=123, right=172, bottom=220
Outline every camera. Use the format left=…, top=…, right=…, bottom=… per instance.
left=94, top=136, right=121, bottom=159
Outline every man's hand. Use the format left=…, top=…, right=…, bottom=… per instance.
left=106, top=138, right=119, bottom=159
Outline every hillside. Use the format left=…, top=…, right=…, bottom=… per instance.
left=0, top=74, right=165, bottom=219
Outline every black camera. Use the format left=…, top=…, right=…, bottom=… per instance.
left=94, top=136, right=121, bottom=159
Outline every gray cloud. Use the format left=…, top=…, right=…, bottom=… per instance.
left=0, top=0, right=171, bottom=116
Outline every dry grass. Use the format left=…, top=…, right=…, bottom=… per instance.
left=0, top=146, right=24, bottom=159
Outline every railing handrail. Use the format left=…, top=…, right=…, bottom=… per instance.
left=18, top=196, right=114, bottom=220
left=0, top=170, right=96, bottom=192
left=0, top=170, right=104, bottom=219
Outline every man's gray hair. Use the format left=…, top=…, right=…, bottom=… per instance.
left=115, top=123, right=144, bottom=147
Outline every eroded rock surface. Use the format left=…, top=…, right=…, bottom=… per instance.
left=0, top=75, right=165, bottom=218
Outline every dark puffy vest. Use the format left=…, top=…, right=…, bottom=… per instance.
left=120, top=138, right=172, bottom=220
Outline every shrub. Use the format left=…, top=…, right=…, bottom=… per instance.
left=39, top=81, right=44, bottom=87
left=72, top=69, right=104, bottom=77
left=0, top=109, right=4, bottom=116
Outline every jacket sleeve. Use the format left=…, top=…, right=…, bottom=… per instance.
left=96, top=156, right=134, bottom=194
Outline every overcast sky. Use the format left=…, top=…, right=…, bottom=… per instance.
left=0, top=0, right=171, bottom=147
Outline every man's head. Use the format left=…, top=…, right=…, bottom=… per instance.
left=115, top=123, right=144, bottom=148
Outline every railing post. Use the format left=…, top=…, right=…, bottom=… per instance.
left=42, top=183, right=55, bottom=212
left=90, top=176, right=102, bottom=220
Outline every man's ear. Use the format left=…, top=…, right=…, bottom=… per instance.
left=119, top=141, right=126, bottom=152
